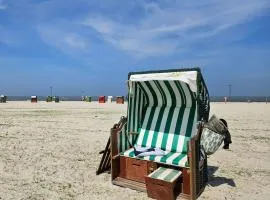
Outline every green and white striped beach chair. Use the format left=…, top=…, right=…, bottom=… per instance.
left=110, top=68, right=210, bottom=200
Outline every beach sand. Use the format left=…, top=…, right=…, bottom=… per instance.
left=0, top=102, right=269, bottom=200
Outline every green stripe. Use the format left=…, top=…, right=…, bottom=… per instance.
left=154, top=81, right=171, bottom=150
left=140, top=81, right=159, bottom=147
left=149, top=155, right=157, bottom=161
left=162, top=82, right=174, bottom=134
left=185, top=84, right=196, bottom=138
left=137, top=82, right=150, bottom=107
left=164, top=169, right=181, bottom=182
left=172, top=153, right=186, bottom=165
left=151, top=81, right=166, bottom=148
left=141, top=107, right=155, bottom=147
left=176, top=81, right=186, bottom=107
left=165, top=81, right=176, bottom=107
left=128, top=149, right=135, bottom=157
left=151, top=107, right=165, bottom=148
left=160, top=152, right=174, bottom=163
left=171, top=108, right=184, bottom=152
left=150, top=167, right=167, bottom=179
left=145, top=81, right=158, bottom=106
left=182, top=137, right=189, bottom=154
left=155, top=80, right=167, bottom=106
left=132, top=84, right=139, bottom=143
left=132, top=83, right=139, bottom=135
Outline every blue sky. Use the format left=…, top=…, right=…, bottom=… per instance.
left=0, top=0, right=270, bottom=96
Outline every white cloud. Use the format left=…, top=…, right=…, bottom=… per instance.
left=81, top=0, right=269, bottom=57
left=37, top=24, right=90, bottom=55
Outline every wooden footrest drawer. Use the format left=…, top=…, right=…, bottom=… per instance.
left=145, top=167, right=182, bottom=200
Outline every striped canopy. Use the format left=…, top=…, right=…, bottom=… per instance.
left=126, top=68, right=209, bottom=152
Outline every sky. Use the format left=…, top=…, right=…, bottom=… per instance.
left=0, top=0, right=270, bottom=97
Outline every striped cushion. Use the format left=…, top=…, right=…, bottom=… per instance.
left=148, top=167, right=182, bottom=183
left=135, top=106, right=196, bottom=154
left=123, top=148, right=188, bottom=167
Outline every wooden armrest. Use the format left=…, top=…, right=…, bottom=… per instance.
left=112, top=155, right=120, bottom=160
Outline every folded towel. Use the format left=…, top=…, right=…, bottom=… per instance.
left=134, top=145, right=166, bottom=157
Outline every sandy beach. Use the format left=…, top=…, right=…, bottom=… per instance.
left=0, top=101, right=269, bottom=200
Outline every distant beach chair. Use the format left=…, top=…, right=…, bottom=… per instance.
left=85, top=96, right=91, bottom=102
left=116, top=96, right=124, bottom=104
left=97, top=68, right=210, bottom=199
left=54, top=96, right=60, bottom=103
left=46, top=96, right=53, bottom=102
left=0, top=95, right=7, bottom=103
left=31, top=96, right=38, bottom=103
left=98, top=96, right=106, bottom=103
left=107, top=96, right=113, bottom=103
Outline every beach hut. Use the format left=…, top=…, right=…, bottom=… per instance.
left=54, top=96, right=60, bottom=103
left=0, top=95, right=7, bottom=103
left=116, top=96, right=124, bottom=104
left=98, top=68, right=210, bottom=200
left=99, top=96, right=106, bottom=103
left=107, top=96, right=113, bottom=103
left=31, top=96, right=38, bottom=103
left=85, top=96, right=91, bottom=102
left=46, top=96, right=53, bottom=102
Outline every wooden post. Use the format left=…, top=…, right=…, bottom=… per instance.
left=189, top=137, right=197, bottom=200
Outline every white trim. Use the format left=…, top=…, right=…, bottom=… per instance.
left=129, top=71, right=197, bottom=92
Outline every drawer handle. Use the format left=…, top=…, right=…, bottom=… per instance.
left=132, top=163, right=141, bottom=166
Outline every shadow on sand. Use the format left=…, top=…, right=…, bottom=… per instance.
left=207, top=166, right=236, bottom=187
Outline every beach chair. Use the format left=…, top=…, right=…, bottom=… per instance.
left=0, top=95, right=7, bottom=103
left=110, top=68, right=210, bottom=199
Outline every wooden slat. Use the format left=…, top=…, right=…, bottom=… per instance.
left=96, top=137, right=111, bottom=175
left=112, top=177, right=147, bottom=192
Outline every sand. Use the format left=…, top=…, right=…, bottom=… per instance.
left=0, top=101, right=269, bottom=200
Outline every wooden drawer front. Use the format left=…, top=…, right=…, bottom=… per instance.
left=126, top=158, right=148, bottom=183
left=145, top=177, right=175, bottom=200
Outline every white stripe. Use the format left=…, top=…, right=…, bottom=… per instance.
left=159, top=81, right=172, bottom=106
left=178, top=154, right=188, bottom=167
left=170, top=81, right=182, bottom=107
left=136, top=128, right=146, bottom=146
left=161, top=152, right=180, bottom=164
left=141, top=107, right=151, bottom=129
left=134, top=84, right=140, bottom=132
left=180, top=108, right=190, bottom=137
left=146, top=107, right=161, bottom=147
left=123, top=148, right=134, bottom=156
left=166, top=132, right=174, bottom=152
left=149, top=81, right=162, bottom=106
left=138, top=90, right=143, bottom=129
left=130, top=82, right=135, bottom=132
left=169, top=171, right=182, bottom=182
left=180, top=82, right=192, bottom=107
left=158, top=168, right=174, bottom=180
left=176, top=135, right=185, bottom=153
left=191, top=108, right=197, bottom=137
left=166, top=108, right=180, bottom=151
left=140, top=82, right=154, bottom=107
left=157, top=107, right=170, bottom=149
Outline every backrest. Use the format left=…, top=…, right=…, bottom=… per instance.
left=125, top=68, right=209, bottom=154
left=135, top=80, right=197, bottom=153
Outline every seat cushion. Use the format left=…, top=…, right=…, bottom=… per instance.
left=122, top=148, right=188, bottom=168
